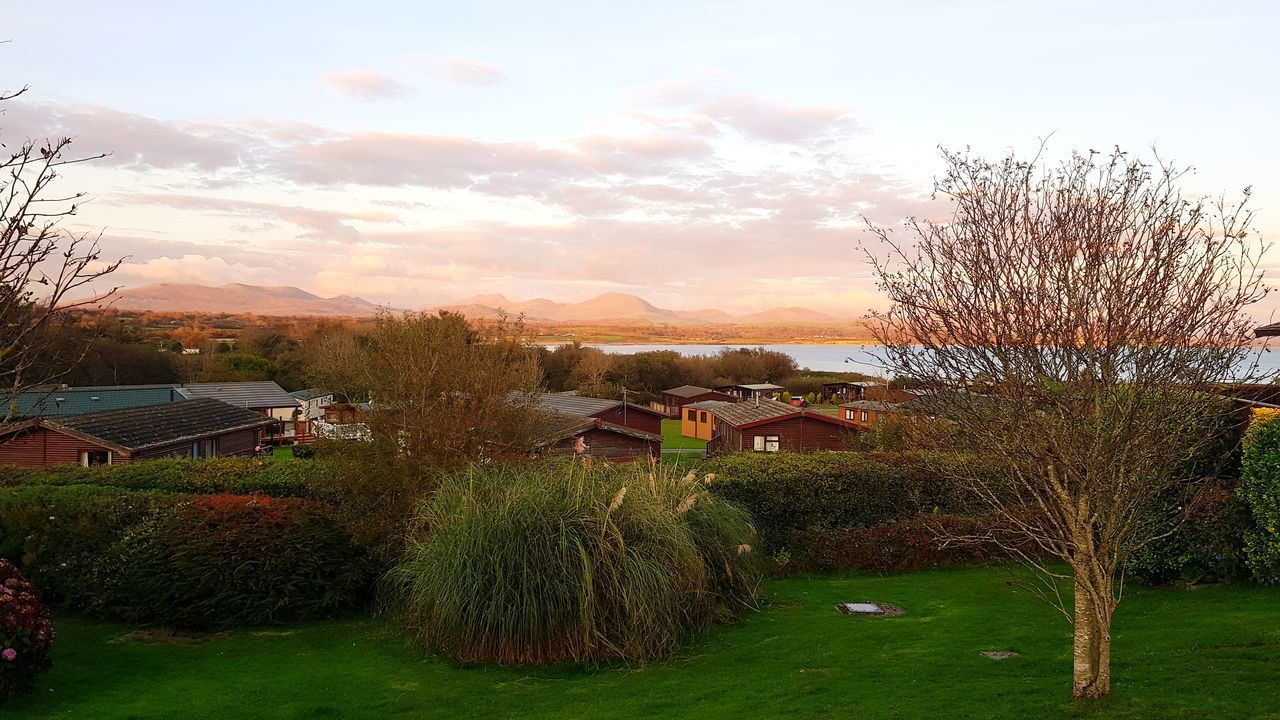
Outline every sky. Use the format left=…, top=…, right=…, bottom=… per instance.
left=2, top=0, right=1278, bottom=316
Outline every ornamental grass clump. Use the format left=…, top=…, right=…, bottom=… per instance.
left=0, top=559, right=54, bottom=699
left=387, top=460, right=760, bottom=664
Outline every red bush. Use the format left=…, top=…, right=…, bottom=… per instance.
left=799, top=514, right=1007, bottom=574
left=0, top=559, right=54, bottom=698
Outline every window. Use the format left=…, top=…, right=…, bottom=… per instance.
left=844, top=409, right=854, bottom=420
left=687, top=409, right=697, bottom=421
left=207, top=437, right=218, bottom=458
left=699, top=411, right=708, bottom=423
left=860, top=410, right=869, bottom=423
left=191, top=441, right=202, bottom=459
left=754, top=436, right=781, bottom=452
left=80, top=450, right=110, bottom=467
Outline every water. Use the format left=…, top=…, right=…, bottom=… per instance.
left=579, top=343, right=1280, bottom=379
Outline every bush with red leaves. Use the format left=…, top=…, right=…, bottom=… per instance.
left=0, top=559, right=54, bottom=699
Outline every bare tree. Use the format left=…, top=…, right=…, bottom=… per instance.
left=2, top=83, right=120, bottom=418
left=309, top=310, right=545, bottom=466
left=863, top=145, right=1266, bottom=700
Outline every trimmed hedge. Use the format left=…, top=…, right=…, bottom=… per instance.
left=0, top=457, right=317, bottom=497
left=1241, top=418, right=1280, bottom=583
left=799, top=514, right=1007, bottom=574
left=100, top=494, right=371, bottom=627
left=1130, top=483, right=1252, bottom=585
left=703, top=451, right=988, bottom=566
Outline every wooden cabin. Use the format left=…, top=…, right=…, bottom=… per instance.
left=656, top=385, right=739, bottom=417
left=528, top=414, right=661, bottom=461
left=715, top=383, right=787, bottom=401
left=530, top=393, right=664, bottom=435
left=0, top=398, right=277, bottom=467
left=819, top=380, right=878, bottom=404
left=838, top=400, right=902, bottom=430
left=706, top=398, right=856, bottom=456
left=680, top=400, right=728, bottom=441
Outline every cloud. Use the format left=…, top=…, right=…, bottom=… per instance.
left=324, top=70, right=412, bottom=101
left=426, top=56, right=506, bottom=87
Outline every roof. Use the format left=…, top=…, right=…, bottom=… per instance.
left=839, top=400, right=902, bottom=412
left=529, top=413, right=662, bottom=449
left=525, top=393, right=664, bottom=419
left=1257, top=323, right=1280, bottom=337
left=709, top=398, right=798, bottom=426
left=685, top=400, right=732, bottom=411
left=822, top=380, right=878, bottom=388
left=725, top=383, right=787, bottom=391
left=662, top=385, right=715, bottom=398
left=289, top=388, right=333, bottom=401
left=177, top=381, right=300, bottom=410
left=711, top=397, right=855, bottom=430
left=7, top=398, right=277, bottom=452
left=4, top=385, right=187, bottom=418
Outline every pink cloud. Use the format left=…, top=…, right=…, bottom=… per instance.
left=324, top=70, right=412, bottom=101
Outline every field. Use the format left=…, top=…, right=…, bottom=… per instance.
left=8, top=566, right=1278, bottom=720
left=660, top=418, right=707, bottom=450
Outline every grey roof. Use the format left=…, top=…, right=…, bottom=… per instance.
left=42, top=398, right=275, bottom=451
left=709, top=398, right=798, bottom=426
left=5, top=385, right=186, bottom=418
left=839, top=400, right=902, bottom=412
left=685, top=400, right=732, bottom=411
left=533, top=393, right=621, bottom=416
left=722, top=383, right=787, bottom=392
left=663, top=385, right=715, bottom=398
left=289, top=388, right=333, bottom=401
left=177, top=381, right=300, bottom=410
left=529, top=413, right=662, bottom=448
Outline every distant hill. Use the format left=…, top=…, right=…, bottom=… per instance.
left=433, top=292, right=848, bottom=325
left=98, top=283, right=382, bottom=316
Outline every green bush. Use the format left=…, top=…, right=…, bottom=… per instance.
left=1130, top=483, right=1252, bottom=585
left=0, top=484, right=175, bottom=609
left=0, top=559, right=54, bottom=699
left=0, top=457, right=316, bottom=498
left=799, top=514, right=1007, bottom=574
left=702, top=451, right=983, bottom=564
left=1241, top=418, right=1280, bottom=583
left=387, top=461, right=760, bottom=664
left=100, top=494, right=371, bottom=627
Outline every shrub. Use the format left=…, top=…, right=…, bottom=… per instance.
left=387, top=461, right=759, bottom=664
left=702, top=451, right=984, bottom=563
left=0, top=484, right=175, bottom=609
left=1241, top=418, right=1280, bottom=583
left=799, top=514, right=1005, bottom=574
left=1130, top=483, right=1252, bottom=585
left=0, top=560, right=54, bottom=699
left=99, top=494, right=372, bottom=627
left=0, top=457, right=315, bottom=497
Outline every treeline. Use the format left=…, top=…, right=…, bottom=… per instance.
left=536, top=343, right=877, bottom=401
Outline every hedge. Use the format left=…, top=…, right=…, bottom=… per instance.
left=0, top=457, right=317, bottom=498
left=1241, top=417, right=1280, bottom=583
left=702, top=451, right=993, bottom=567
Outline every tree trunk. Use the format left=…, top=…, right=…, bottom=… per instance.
left=1071, top=575, right=1113, bottom=700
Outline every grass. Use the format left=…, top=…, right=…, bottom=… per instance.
left=661, top=419, right=707, bottom=450
left=8, top=565, right=1279, bottom=719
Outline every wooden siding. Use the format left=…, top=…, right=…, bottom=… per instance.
left=0, top=426, right=124, bottom=467
left=680, top=407, right=715, bottom=440
left=593, top=405, right=662, bottom=435
left=841, top=406, right=898, bottom=430
left=659, top=390, right=737, bottom=416
left=710, top=415, right=855, bottom=455
left=540, top=427, right=658, bottom=461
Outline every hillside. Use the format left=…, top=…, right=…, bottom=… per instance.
left=433, top=293, right=848, bottom=325
left=99, top=283, right=383, bottom=317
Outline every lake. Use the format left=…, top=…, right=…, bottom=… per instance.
left=580, top=343, right=1280, bottom=379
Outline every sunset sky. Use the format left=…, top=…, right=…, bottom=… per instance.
left=3, top=1, right=1278, bottom=316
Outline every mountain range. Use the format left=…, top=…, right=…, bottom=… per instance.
left=96, top=284, right=848, bottom=324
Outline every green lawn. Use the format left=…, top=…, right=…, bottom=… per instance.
left=661, top=418, right=707, bottom=450
left=8, top=566, right=1279, bottom=719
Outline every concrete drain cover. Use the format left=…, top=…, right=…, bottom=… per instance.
left=836, top=602, right=906, bottom=617
left=981, top=651, right=1020, bottom=660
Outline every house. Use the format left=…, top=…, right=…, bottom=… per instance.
left=527, top=413, right=662, bottom=461
left=715, top=383, right=787, bottom=401
left=528, top=393, right=664, bottom=435
left=819, top=380, right=878, bottom=404
left=839, top=400, right=902, bottom=430
left=289, top=389, right=335, bottom=421
left=680, top=400, right=728, bottom=440
left=4, top=384, right=187, bottom=419
left=0, top=398, right=277, bottom=467
left=706, top=398, right=856, bottom=455
left=655, top=385, right=739, bottom=417
left=176, top=381, right=306, bottom=444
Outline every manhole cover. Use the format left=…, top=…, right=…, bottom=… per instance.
left=836, top=602, right=906, bottom=617
left=981, top=651, right=1020, bottom=660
